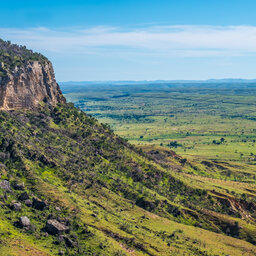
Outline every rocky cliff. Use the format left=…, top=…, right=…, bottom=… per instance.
left=0, top=39, right=65, bottom=110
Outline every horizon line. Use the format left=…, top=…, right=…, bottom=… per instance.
left=59, top=78, right=256, bottom=83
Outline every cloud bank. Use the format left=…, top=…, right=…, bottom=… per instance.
left=1, top=25, right=256, bottom=57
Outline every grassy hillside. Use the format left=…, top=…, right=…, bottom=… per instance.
left=0, top=103, right=256, bottom=255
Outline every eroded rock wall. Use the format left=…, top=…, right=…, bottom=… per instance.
left=0, top=60, right=65, bottom=110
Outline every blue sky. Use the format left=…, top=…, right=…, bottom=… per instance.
left=1, top=0, right=256, bottom=81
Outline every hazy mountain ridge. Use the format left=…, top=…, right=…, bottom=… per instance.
left=60, top=79, right=256, bottom=86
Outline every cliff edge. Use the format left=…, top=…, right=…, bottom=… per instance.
left=0, top=39, right=65, bottom=110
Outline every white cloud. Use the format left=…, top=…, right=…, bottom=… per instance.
left=1, top=25, right=256, bottom=57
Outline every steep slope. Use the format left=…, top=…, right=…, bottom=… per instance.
left=0, top=40, right=255, bottom=255
left=0, top=104, right=255, bottom=255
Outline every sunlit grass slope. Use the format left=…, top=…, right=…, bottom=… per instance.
left=0, top=103, right=256, bottom=255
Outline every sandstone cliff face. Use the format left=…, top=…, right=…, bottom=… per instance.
left=0, top=60, right=65, bottom=110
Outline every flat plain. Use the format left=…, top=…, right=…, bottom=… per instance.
left=62, top=82, right=256, bottom=164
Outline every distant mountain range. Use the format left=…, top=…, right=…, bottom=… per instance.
left=59, top=79, right=256, bottom=86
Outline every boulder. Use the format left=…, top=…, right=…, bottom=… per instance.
left=45, top=219, right=69, bottom=235
left=24, top=199, right=32, bottom=207
left=0, top=152, right=8, bottom=161
left=29, top=224, right=37, bottom=232
left=0, top=163, right=6, bottom=169
left=55, top=206, right=61, bottom=211
left=11, top=202, right=22, bottom=211
left=32, top=198, right=47, bottom=210
left=58, top=235, right=65, bottom=242
left=19, top=216, right=30, bottom=227
left=18, top=192, right=29, bottom=201
left=0, top=180, right=11, bottom=191
left=13, top=182, right=25, bottom=191
left=58, top=250, right=65, bottom=256
left=64, top=237, right=77, bottom=248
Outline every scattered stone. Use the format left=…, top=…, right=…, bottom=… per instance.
left=47, top=213, right=56, bottom=220
left=64, top=218, right=70, bottom=226
left=195, top=222, right=203, bottom=228
left=58, top=235, right=65, bottom=242
left=0, top=180, right=11, bottom=191
left=18, top=192, right=29, bottom=201
left=19, top=216, right=30, bottom=227
left=0, top=152, right=8, bottom=161
left=29, top=224, right=37, bottom=232
left=53, top=240, right=60, bottom=245
left=13, top=182, right=25, bottom=191
left=24, top=199, right=32, bottom=207
left=11, top=202, right=22, bottom=211
left=0, top=163, right=6, bottom=169
left=64, top=237, right=77, bottom=248
left=55, top=206, right=61, bottom=211
left=45, top=219, right=69, bottom=235
left=58, top=250, right=65, bottom=255
left=32, top=198, right=47, bottom=210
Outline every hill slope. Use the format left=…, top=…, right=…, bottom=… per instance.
left=0, top=104, right=255, bottom=255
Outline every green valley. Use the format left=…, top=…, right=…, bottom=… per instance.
left=63, top=82, right=256, bottom=176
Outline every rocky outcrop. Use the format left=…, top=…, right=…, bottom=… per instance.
left=19, top=216, right=30, bottom=227
left=0, top=60, right=65, bottom=110
left=32, top=197, right=47, bottom=210
left=45, top=219, right=69, bottom=235
left=18, top=192, right=29, bottom=201
left=0, top=180, right=11, bottom=190
left=10, top=202, right=22, bottom=211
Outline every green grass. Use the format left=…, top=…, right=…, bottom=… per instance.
left=1, top=92, right=256, bottom=255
